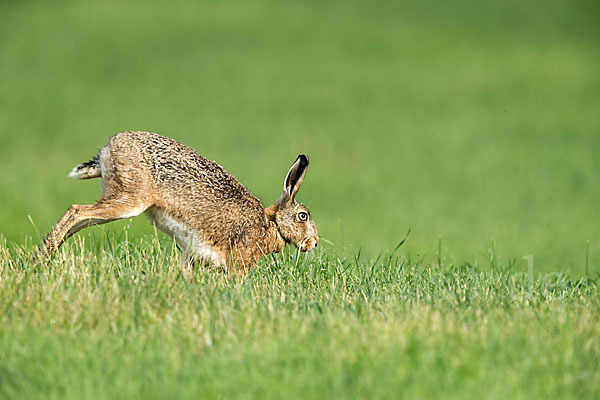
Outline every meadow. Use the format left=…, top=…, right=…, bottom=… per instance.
left=1, top=239, right=599, bottom=399
left=1, top=0, right=599, bottom=398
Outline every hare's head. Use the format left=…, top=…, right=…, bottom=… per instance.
left=268, top=155, right=318, bottom=252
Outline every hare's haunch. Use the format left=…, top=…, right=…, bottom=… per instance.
left=42, top=131, right=319, bottom=270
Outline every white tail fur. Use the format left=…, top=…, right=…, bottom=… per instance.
left=68, top=157, right=101, bottom=180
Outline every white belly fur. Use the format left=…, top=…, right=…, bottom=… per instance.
left=144, top=206, right=225, bottom=266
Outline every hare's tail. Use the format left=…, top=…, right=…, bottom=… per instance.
left=68, top=155, right=101, bottom=179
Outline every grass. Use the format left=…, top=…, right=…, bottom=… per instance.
left=1, top=238, right=599, bottom=399
left=1, top=0, right=599, bottom=274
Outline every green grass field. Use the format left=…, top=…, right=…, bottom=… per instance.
left=1, top=240, right=599, bottom=399
left=1, top=0, right=599, bottom=398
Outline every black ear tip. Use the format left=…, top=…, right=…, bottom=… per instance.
left=297, top=154, right=309, bottom=165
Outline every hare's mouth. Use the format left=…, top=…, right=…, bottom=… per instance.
left=299, top=237, right=319, bottom=252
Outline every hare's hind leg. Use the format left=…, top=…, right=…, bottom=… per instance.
left=42, top=199, right=148, bottom=257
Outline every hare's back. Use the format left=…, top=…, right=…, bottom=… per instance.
left=108, top=131, right=262, bottom=209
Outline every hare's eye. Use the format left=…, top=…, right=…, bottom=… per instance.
left=297, top=211, right=308, bottom=222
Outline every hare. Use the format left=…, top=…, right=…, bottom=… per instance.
left=42, top=131, right=319, bottom=270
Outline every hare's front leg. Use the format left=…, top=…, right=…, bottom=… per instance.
left=42, top=199, right=148, bottom=257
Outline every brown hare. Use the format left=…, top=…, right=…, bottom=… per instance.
left=42, top=131, right=319, bottom=270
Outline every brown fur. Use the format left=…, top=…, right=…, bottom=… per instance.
left=42, top=131, right=319, bottom=270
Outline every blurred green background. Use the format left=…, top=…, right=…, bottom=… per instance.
left=1, top=0, right=598, bottom=274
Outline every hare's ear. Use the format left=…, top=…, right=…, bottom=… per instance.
left=280, top=155, right=309, bottom=207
